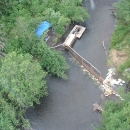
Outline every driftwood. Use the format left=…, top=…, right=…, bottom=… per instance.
left=93, top=103, right=104, bottom=113
left=104, top=87, right=116, bottom=97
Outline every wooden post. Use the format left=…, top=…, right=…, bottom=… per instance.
left=102, top=41, right=107, bottom=56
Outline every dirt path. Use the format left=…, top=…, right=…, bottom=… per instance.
left=26, top=0, right=117, bottom=130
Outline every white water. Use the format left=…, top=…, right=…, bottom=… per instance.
left=90, top=0, right=95, bottom=10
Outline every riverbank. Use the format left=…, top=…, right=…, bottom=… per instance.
left=26, top=0, right=118, bottom=130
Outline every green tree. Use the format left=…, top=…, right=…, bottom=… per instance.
left=43, top=8, right=70, bottom=36
left=43, top=0, right=88, bottom=35
left=95, top=90, right=130, bottom=130
left=111, top=0, right=130, bottom=49
left=0, top=52, right=48, bottom=129
left=0, top=95, right=20, bottom=130
left=110, top=0, right=130, bottom=75
left=1, top=0, right=88, bottom=36
left=0, top=52, right=47, bottom=108
left=59, top=2, right=88, bottom=22
left=114, top=0, right=130, bottom=24
left=5, top=17, right=68, bottom=79
left=32, top=39, right=68, bottom=79
left=0, top=25, right=6, bottom=57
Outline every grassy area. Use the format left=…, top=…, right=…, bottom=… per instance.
left=110, top=23, right=130, bottom=50
left=109, top=22, right=130, bottom=78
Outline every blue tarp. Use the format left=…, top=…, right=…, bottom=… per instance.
left=35, top=21, right=51, bottom=37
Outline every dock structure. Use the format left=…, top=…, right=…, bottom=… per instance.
left=52, top=25, right=104, bottom=84
left=63, top=25, right=86, bottom=47
left=70, top=25, right=86, bottom=38
left=62, top=25, right=103, bottom=83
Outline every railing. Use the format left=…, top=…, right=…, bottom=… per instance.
left=67, top=46, right=104, bottom=83
left=50, top=25, right=104, bottom=83
left=50, top=44, right=64, bottom=50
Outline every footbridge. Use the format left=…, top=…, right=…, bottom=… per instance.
left=52, top=25, right=104, bottom=83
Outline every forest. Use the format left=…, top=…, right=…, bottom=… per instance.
left=0, top=0, right=88, bottom=129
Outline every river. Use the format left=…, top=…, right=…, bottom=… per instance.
left=26, top=0, right=117, bottom=130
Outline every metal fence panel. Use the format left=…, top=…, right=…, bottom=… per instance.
left=83, top=59, right=91, bottom=67
left=67, top=46, right=103, bottom=83
left=75, top=53, right=82, bottom=63
left=92, top=66, right=101, bottom=76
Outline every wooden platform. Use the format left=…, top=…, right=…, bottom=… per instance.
left=63, top=25, right=86, bottom=47
left=70, top=25, right=86, bottom=38
left=63, top=34, right=76, bottom=47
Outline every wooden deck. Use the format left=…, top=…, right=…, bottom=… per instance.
left=70, top=25, right=86, bottom=38
left=63, top=34, right=76, bottom=47
left=63, top=25, right=86, bottom=47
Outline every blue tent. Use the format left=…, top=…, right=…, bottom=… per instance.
left=35, top=21, right=51, bottom=37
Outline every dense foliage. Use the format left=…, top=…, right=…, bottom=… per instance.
left=95, top=90, right=130, bottom=130
left=0, top=0, right=88, bottom=36
left=32, top=39, right=68, bottom=79
left=0, top=0, right=88, bottom=130
left=0, top=25, right=6, bottom=57
left=114, top=0, right=130, bottom=24
left=43, top=8, right=70, bottom=35
left=0, top=0, right=88, bottom=78
left=110, top=0, right=130, bottom=49
left=4, top=17, right=68, bottom=78
left=110, top=0, right=130, bottom=80
left=97, top=1, right=130, bottom=130
left=0, top=52, right=47, bottom=129
left=0, top=0, right=89, bottom=129
left=0, top=96, right=20, bottom=130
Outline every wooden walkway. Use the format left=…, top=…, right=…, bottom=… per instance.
left=63, top=25, right=86, bottom=47
left=62, top=25, right=104, bottom=83
left=52, top=25, right=104, bottom=83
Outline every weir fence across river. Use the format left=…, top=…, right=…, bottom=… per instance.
left=52, top=25, right=104, bottom=83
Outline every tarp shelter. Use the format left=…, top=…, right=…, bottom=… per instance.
left=35, top=21, right=51, bottom=37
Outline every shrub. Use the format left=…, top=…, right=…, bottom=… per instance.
left=32, top=39, right=68, bottom=79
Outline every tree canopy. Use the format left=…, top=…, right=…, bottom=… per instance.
left=0, top=0, right=88, bottom=36
left=0, top=52, right=47, bottom=129
left=114, top=0, right=130, bottom=24
left=0, top=0, right=89, bottom=129
left=0, top=25, right=6, bottom=57
left=95, top=90, right=130, bottom=130
left=0, top=52, right=47, bottom=107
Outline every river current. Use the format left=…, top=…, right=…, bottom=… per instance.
left=26, top=0, right=117, bottom=130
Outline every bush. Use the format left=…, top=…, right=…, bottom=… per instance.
left=5, top=17, right=69, bottom=79
left=117, top=59, right=130, bottom=80
left=110, top=23, right=130, bottom=49
left=0, top=52, right=48, bottom=129
left=114, top=0, right=130, bottom=24
left=95, top=91, right=130, bottom=130
left=32, top=39, right=68, bottom=79
left=0, top=52, right=47, bottom=108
